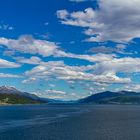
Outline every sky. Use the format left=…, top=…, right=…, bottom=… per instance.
left=0, top=0, right=140, bottom=100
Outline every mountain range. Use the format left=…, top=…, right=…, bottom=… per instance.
left=0, top=86, right=45, bottom=105
left=1, top=86, right=140, bottom=105
left=79, top=91, right=140, bottom=104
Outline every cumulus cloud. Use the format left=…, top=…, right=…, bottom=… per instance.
left=15, top=56, right=42, bottom=65
left=88, top=45, right=130, bottom=54
left=57, top=0, right=140, bottom=42
left=23, top=60, right=131, bottom=85
left=19, top=55, right=140, bottom=95
left=0, top=35, right=59, bottom=57
left=93, top=57, right=140, bottom=75
left=3, top=50, right=15, bottom=56
left=123, top=84, right=140, bottom=92
left=0, top=35, right=119, bottom=63
left=0, top=58, right=20, bottom=68
left=55, top=51, right=116, bottom=62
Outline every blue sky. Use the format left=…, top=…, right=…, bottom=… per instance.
left=0, top=0, right=140, bottom=100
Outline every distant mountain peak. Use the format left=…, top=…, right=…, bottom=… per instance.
left=0, top=85, right=43, bottom=103
left=0, top=86, right=22, bottom=95
left=0, top=85, right=18, bottom=90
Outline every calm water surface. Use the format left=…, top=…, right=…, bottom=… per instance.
left=0, top=104, right=140, bottom=140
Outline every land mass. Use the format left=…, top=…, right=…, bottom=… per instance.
left=1, top=86, right=140, bottom=105
left=79, top=91, right=140, bottom=104
left=0, top=86, right=45, bottom=105
left=0, top=93, right=44, bottom=105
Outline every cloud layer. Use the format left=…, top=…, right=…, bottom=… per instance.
left=0, top=58, right=20, bottom=68
left=57, top=0, right=140, bottom=42
left=0, top=35, right=59, bottom=57
left=23, top=60, right=131, bottom=85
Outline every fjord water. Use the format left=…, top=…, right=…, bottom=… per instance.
left=0, top=105, right=140, bottom=140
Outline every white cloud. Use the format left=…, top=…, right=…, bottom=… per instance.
left=0, top=35, right=115, bottom=63
left=45, top=89, right=66, bottom=95
left=57, top=0, right=140, bottom=42
left=20, top=56, right=140, bottom=95
left=88, top=45, right=130, bottom=54
left=22, top=77, right=37, bottom=84
left=0, top=34, right=124, bottom=64
left=122, top=84, right=140, bottom=92
left=0, top=35, right=59, bottom=57
left=35, top=89, right=81, bottom=100
left=57, top=10, right=69, bottom=20
left=93, top=57, right=140, bottom=75
left=23, top=60, right=131, bottom=85
left=0, top=73, right=20, bottom=78
left=15, top=56, right=42, bottom=65
left=0, top=34, right=121, bottom=65
left=34, top=89, right=66, bottom=99
left=55, top=51, right=116, bottom=62
left=3, top=50, right=15, bottom=56
left=0, top=58, right=20, bottom=68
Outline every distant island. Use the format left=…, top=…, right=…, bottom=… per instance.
left=1, top=86, right=140, bottom=105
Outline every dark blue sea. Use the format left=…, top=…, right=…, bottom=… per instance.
left=0, top=104, right=140, bottom=140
